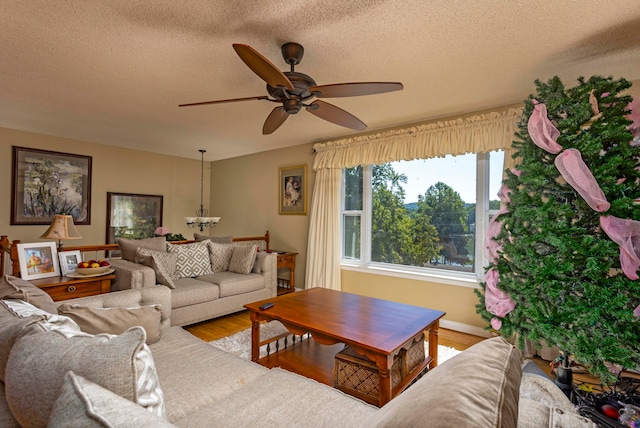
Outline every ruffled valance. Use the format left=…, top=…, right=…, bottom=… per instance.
left=312, top=108, right=523, bottom=170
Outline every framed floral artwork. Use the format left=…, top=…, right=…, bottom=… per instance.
left=279, top=165, right=307, bottom=215
left=11, top=146, right=92, bottom=225
left=16, top=242, right=60, bottom=280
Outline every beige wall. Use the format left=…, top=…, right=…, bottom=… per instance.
left=0, top=127, right=209, bottom=245
left=341, top=270, right=486, bottom=332
left=209, top=142, right=316, bottom=289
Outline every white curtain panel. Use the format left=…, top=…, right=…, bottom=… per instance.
left=305, top=167, right=342, bottom=290
left=306, top=107, right=523, bottom=290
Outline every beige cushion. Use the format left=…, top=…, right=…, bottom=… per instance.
left=194, top=233, right=233, bottom=243
left=228, top=244, right=258, bottom=274
left=136, top=248, right=178, bottom=289
left=369, top=336, right=522, bottom=428
left=48, top=371, right=176, bottom=428
left=167, top=241, right=213, bottom=278
left=58, top=303, right=162, bottom=344
left=0, top=300, right=46, bottom=382
left=207, top=242, right=235, bottom=273
left=5, top=323, right=165, bottom=426
left=117, top=237, right=167, bottom=262
left=0, top=274, right=57, bottom=313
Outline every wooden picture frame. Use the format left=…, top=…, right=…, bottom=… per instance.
left=106, top=192, right=163, bottom=247
left=16, top=242, right=60, bottom=280
left=279, top=165, right=307, bottom=215
left=11, top=146, right=92, bottom=225
left=58, top=250, right=82, bottom=276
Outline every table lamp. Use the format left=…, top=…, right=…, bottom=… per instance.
left=40, top=214, right=82, bottom=251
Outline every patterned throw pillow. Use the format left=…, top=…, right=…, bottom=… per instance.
left=228, top=244, right=258, bottom=274
left=137, top=248, right=178, bottom=289
left=207, top=242, right=236, bottom=273
left=166, top=241, right=213, bottom=278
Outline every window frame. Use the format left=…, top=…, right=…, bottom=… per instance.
left=340, top=152, right=499, bottom=288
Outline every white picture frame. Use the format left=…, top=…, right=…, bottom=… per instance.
left=58, top=250, right=82, bottom=276
left=16, top=242, right=60, bottom=280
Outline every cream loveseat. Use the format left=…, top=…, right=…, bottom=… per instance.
left=109, top=236, right=277, bottom=326
left=0, top=274, right=597, bottom=427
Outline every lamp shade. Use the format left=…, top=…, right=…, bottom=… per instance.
left=40, top=215, right=82, bottom=241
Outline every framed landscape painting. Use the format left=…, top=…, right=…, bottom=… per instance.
left=16, top=242, right=60, bottom=280
left=106, top=192, right=163, bottom=247
left=11, top=146, right=92, bottom=225
left=279, top=164, right=307, bottom=215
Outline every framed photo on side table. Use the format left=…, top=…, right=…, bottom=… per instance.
left=16, top=242, right=60, bottom=280
left=58, top=250, right=82, bottom=276
left=279, top=165, right=307, bottom=215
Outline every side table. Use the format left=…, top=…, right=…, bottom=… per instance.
left=271, top=251, right=297, bottom=295
left=30, top=274, right=115, bottom=302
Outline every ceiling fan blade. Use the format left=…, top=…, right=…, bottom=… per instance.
left=263, top=107, right=289, bottom=135
left=179, top=95, right=269, bottom=107
left=309, top=82, right=403, bottom=98
left=233, top=44, right=294, bottom=91
left=306, top=100, right=367, bottom=131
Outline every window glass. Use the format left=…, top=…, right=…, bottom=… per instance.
left=342, top=151, right=504, bottom=277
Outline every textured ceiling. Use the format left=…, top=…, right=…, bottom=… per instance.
left=2, top=1, right=640, bottom=161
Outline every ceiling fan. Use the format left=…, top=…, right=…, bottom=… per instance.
left=179, top=42, right=403, bottom=135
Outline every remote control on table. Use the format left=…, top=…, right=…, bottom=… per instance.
left=259, top=302, right=274, bottom=310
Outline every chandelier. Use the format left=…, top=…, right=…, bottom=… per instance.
left=185, top=149, right=220, bottom=232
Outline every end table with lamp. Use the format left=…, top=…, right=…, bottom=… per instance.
left=32, top=214, right=115, bottom=301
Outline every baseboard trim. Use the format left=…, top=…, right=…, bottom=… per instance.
left=440, top=319, right=491, bottom=338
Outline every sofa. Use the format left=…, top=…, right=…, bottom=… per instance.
left=109, top=236, right=277, bottom=326
left=0, top=274, right=599, bottom=427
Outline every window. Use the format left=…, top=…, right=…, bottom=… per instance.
left=342, top=151, right=504, bottom=280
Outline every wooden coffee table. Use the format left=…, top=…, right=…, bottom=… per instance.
left=244, top=288, right=445, bottom=406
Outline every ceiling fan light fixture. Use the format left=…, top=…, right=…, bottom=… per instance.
left=283, top=97, right=302, bottom=114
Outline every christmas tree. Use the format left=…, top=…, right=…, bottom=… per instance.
left=476, top=75, right=640, bottom=382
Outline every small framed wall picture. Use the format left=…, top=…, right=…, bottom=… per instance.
left=279, top=164, right=308, bottom=215
left=16, top=242, right=60, bottom=280
left=58, top=250, right=82, bottom=276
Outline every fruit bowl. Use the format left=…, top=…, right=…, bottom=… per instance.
left=76, top=266, right=111, bottom=275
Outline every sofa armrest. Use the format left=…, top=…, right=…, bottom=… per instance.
left=109, top=259, right=157, bottom=291
left=255, top=252, right=277, bottom=296
left=53, top=286, right=172, bottom=330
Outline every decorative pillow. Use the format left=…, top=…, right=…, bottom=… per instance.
left=0, top=300, right=47, bottom=383
left=207, top=242, right=236, bottom=273
left=368, top=336, right=522, bottom=428
left=0, top=274, right=57, bottom=313
left=58, top=303, right=162, bottom=344
left=166, top=241, right=213, bottom=278
left=5, top=324, right=165, bottom=426
left=136, top=248, right=178, bottom=289
left=228, top=244, right=258, bottom=274
left=194, top=232, right=233, bottom=243
left=49, top=371, right=176, bottom=427
left=117, top=237, right=167, bottom=262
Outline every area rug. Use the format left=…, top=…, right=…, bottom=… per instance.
left=209, top=321, right=462, bottom=362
